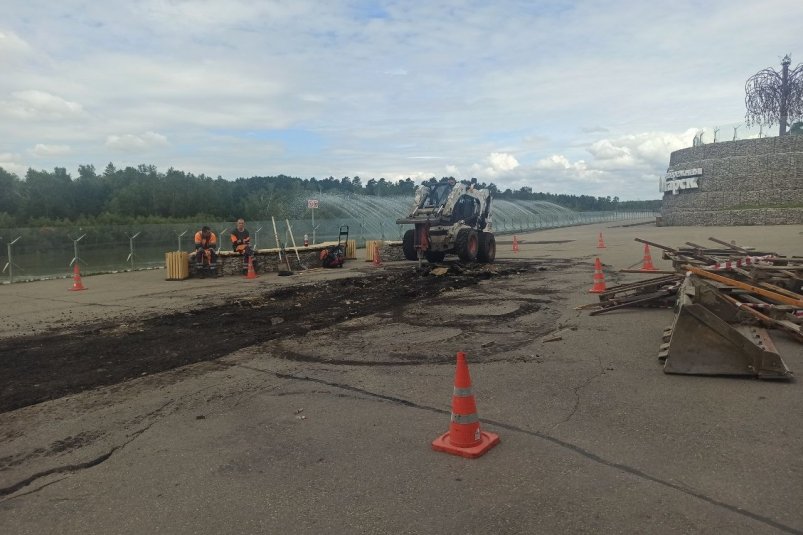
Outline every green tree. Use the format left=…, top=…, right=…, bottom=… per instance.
left=23, top=168, right=75, bottom=220
left=74, top=164, right=110, bottom=217
left=0, top=167, right=22, bottom=220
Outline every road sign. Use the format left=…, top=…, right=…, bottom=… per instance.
left=307, top=199, right=319, bottom=209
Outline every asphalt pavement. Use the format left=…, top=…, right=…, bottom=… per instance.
left=1, top=221, right=802, bottom=534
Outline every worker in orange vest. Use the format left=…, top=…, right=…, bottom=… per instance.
left=230, top=218, right=255, bottom=275
left=194, top=226, right=218, bottom=277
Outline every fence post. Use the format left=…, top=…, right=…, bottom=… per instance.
left=2, top=236, right=22, bottom=283
left=253, top=226, right=263, bottom=249
left=127, top=231, right=141, bottom=270
left=176, top=230, right=187, bottom=251
left=217, top=228, right=229, bottom=253
left=70, top=234, right=87, bottom=268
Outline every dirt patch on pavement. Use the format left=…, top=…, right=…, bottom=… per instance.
left=0, top=259, right=572, bottom=413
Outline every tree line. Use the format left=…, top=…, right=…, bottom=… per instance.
left=0, top=163, right=661, bottom=227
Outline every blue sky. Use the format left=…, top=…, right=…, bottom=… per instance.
left=1, top=0, right=801, bottom=200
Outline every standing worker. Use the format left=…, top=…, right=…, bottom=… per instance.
left=194, top=225, right=218, bottom=277
left=230, top=218, right=255, bottom=275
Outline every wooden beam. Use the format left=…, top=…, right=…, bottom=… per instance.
left=684, top=265, right=803, bottom=307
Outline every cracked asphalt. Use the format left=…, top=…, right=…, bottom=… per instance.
left=1, top=221, right=803, bottom=534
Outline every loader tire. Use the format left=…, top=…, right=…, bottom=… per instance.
left=477, top=233, right=496, bottom=263
left=456, top=229, right=478, bottom=262
left=402, top=230, right=417, bottom=261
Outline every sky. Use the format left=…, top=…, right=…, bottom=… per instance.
left=1, top=0, right=801, bottom=201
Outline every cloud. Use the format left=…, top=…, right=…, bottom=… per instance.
left=587, top=130, right=695, bottom=170
left=462, top=152, right=520, bottom=179
left=580, top=126, right=609, bottom=134
left=1, top=90, right=83, bottom=120
left=487, top=152, right=519, bottom=172
left=0, top=152, right=27, bottom=177
left=105, top=132, right=169, bottom=151
left=535, top=154, right=584, bottom=171
left=0, top=30, right=32, bottom=57
left=31, top=144, right=72, bottom=157
left=438, top=128, right=698, bottom=199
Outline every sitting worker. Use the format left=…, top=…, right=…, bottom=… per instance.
left=194, top=225, right=218, bottom=277
left=230, top=218, right=256, bottom=274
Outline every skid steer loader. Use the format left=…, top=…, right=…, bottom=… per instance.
left=396, top=179, right=495, bottom=264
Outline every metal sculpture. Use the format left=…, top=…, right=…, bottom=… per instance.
left=745, top=54, right=803, bottom=136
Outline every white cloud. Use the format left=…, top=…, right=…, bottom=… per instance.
left=487, top=152, right=519, bottom=172
left=2, top=90, right=83, bottom=120
left=31, top=144, right=72, bottom=157
left=0, top=152, right=27, bottom=177
left=535, top=154, right=576, bottom=171
left=0, top=30, right=32, bottom=57
left=105, top=132, right=169, bottom=151
left=587, top=130, right=695, bottom=171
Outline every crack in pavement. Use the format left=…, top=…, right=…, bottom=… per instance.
left=549, top=350, right=606, bottom=431
left=0, top=400, right=174, bottom=500
left=548, top=372, right=602, bottom=431
left=1, top=437, right=123, bottom=500
left=244, top=366, right=802, bottom=535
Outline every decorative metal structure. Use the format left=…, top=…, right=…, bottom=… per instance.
left=745, top=54, right=803, bottom=136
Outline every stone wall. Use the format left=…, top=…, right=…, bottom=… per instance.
left=661, top=135, right=803, bottom=225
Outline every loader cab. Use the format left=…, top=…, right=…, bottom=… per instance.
left=426, top=182, right=454, bottom=207
left=452, top=194, right=481, bottom=226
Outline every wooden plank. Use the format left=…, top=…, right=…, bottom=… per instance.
left=635, top=237, right=677, bottom=253
left=707, top=236, right=752, bottom=253
left=685, top=265, right=803, bottom=307
left=619, top=269, right=677, bottom=275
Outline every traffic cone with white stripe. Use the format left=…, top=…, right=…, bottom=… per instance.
left=639, top=244, right=657, bottom=272
left=589, top=257, right=607, bottom=293
left=597, top=232, right=606, bottom=249
left=432, top=352, right=500, bottom=459
left=245, top=255, right=257, bottom=279
left=513, top=235, right=519, bottom=253
left=68, top=263, right=87, bottom=291
left=372, top=243, right=382, bottom=267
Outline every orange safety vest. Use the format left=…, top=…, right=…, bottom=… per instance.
left=194, top=230, right=217, bottom=249
left=230, top=228, right=251, bottom=252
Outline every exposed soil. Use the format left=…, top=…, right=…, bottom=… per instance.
left=0, top=260, right=566, bottom=413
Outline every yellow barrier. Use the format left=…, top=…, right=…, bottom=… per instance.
left=345, top=239, right=357, bottom=259
left=165, top=251, right=189, bottom=280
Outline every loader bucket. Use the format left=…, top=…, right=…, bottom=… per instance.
left=660, top=302, right=791, bottom=379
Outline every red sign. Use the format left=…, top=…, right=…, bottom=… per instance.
left=307, top=199, right=319, bottom=209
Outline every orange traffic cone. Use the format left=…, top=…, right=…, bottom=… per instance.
left=372, top=243, right=382, bottom=267
left=68, top=263, right=87, bottom=291
left=513, top=235, right=519, bottom=253
left=597, top=232, right=606, bottom=249
left=639, top=244, right=657, bottom=272
left=245, top=255, right=257, bottom=279
left=589, top=257, right=606, bottom=293
left=432, top=352, right=500, bottom=459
